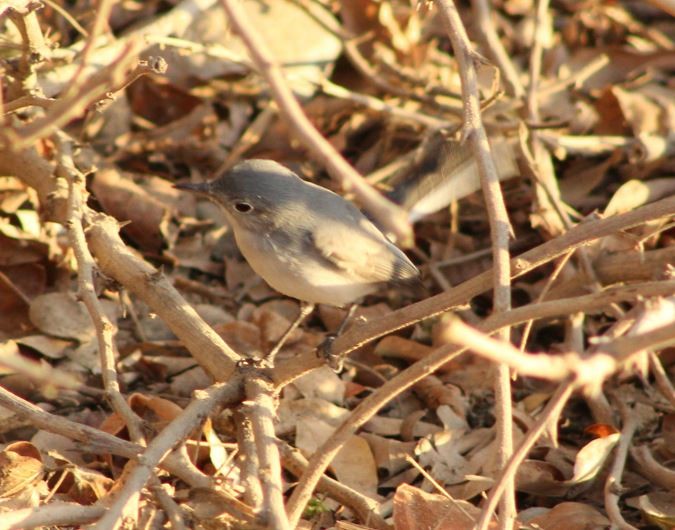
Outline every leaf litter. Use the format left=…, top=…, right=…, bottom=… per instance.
left=0, top=0, right=673, bottom=528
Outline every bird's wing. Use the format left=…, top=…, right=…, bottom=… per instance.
left=310, top=217, right=419, bottom=284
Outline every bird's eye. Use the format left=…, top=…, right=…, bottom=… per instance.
left=234, top=202, right=253, bottom=213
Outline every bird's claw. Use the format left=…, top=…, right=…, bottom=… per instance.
left=319, top=334, right=344, bottom=372
left=236, top=357, right=272, bottom=370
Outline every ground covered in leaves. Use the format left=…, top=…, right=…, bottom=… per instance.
left=0, top=0, right=674, bottom=529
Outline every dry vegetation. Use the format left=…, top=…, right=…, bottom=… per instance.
left=0, top=0, right=674, bottom=529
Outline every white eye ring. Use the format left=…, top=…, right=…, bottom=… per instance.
left=234, top=202, right=253, bottom=213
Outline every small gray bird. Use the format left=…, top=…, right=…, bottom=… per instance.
left=175, top=159, right=420, bottom=364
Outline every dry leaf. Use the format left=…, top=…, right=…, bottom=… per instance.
left=568, top=433, right=621, bottom=484
left=15, top=334, right=72, bottom=359
left=0, top=441, right=43, bottom=499
left=290, top=366, right=346, bottom=404
left=91, top=168, right=170, bottom=253
left=28, top=292, right=95, bottom=342
left=630, top=492, right=675, bottom=529
left=296, top=416, right=379, bottom=499
left=525, top=502, right=610, bottom=530
left=393, top=483, right=489, bottom=530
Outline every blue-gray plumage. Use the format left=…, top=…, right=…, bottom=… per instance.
left=175, top=159, right=419, bottom=307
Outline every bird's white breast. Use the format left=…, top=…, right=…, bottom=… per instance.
left=234, top=227, right=378, bottom=306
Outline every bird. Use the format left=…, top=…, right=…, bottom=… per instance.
left=175, top=159, right=420, bottom=366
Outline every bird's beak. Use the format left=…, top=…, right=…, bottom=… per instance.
left=173, top=181, right=212, bottom=194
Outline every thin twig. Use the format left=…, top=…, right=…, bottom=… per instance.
left=471, top=0, right=525, bottom=98
left=150, top=482, right=187, bottom=530
left=404, top=454, right=477, bottom=525
left=2, top=503, right=104, bottom=530
left=518, top=249, right=575, bottom=350
left=4, top=41, right=142, bottom=151
left=342, top=39, right=463, bottom=116
left=443, top=315, right=675, bottom=386
left=38, top=0, right=219, bottom=97
left=631, top=446, right=675, bottom=489
left=59, top=137, right=146, bottom=445
left=318, top=78, right=450, bottom=128
left=607, top=320, right=675, bottom=359
left=648, top=351, right=675, bottom=409
left=522, top=0, right=620, bottom=321
left=475, top=382, right=576, bottom=530
left=429, top=9, right=515, bottom=525
left=2, top=95, right=56, bottom=113
left=604, top=401, right=639, bottom=530
left=57, top=139, right=145, bottom=530
left=62, top=0, right=116, bottom=99
left=42, top=0, right=89, bottom=37
left=539, top=133, right=635, bottom=155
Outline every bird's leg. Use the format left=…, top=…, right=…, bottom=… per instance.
left=320, top=303, right=358, bottom=371
left=265, top=302, right=315, bottom=366
left=335, top=303, right=359, bottom=336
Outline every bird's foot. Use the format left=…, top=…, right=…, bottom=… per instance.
left=319, top=334, right=345, bottom=372
left=236, top=357, right=271, bottom=370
